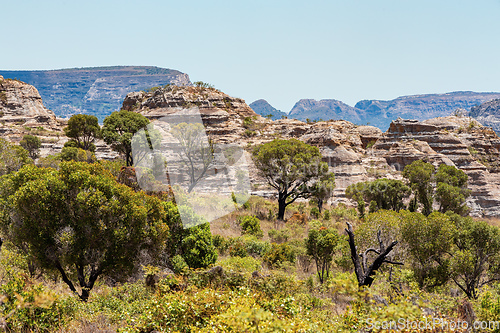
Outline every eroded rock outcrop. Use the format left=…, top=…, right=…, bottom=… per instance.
left=372, top=117, right=500, bottom=217
left=0, top=76, right=118, bottom=160
left=121, top=86, right=500, bottom=217
left=0, top=75, right=66, bottom=157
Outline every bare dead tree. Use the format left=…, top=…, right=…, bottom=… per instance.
left=345, top=222, right=403, bottom=287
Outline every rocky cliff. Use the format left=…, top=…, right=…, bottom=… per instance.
left=123, top=86, right=500, bottom=218
left=0, top=76, right=116, bottom=160
left=470, top=99, right=500, bottom=134
left=371, top=117, right=500, bottom=217
left=0, top=66, right=191, bottom=122
left=0, top=75, right=66, bottom=156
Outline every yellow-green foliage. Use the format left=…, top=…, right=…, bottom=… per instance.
left=0, top=276, right=76, bottom=332
left=219, top=256, right=261, bottom=274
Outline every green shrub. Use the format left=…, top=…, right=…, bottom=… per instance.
left=212, top=234, right=228, bottom=254
left=0, top=277, right=74, bottom=332
left=60, top=146, right=96, bottom=163
left=228, top=238, right=248, bottom=257
left=330, top=204, right=358, bottom=222
left=239, top=215, right=263, bottom=238
left=244, top=236, right=271, bottom=257
left=243, top=129, right=257, bottom=137
left=172, top=255, right=189, bottom=274
left=219, top=256, right=262, bottom=273
left=263, top=243, right=296, bottom=268
left=181, top=222, right=218, bottom=269
left=268, top=228, right=290, bottom=243
left=310, top=206, right=320, bottom=219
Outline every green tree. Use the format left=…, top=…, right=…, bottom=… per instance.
left=400, top=211, right=454, bottom=290
left=435, top=164, right=470, bottom=215
left=311, top=173, right=335, bottom=213
left=64, top=114, right=101, bottom=152
left=60, top=146, right=96, bottom=163
left=346, top=179, right=410, bottom=213
left=402, top=160, right=435, bottom=216
left=163, top=203, right=217, bottom=269
left=0, top=162, right=169, bottom=301
left=102, top=110, right=150, bottom=166
left=306, top=228, right=339, bottom=283
left=448, top=214, right=500, bottom=299
left=252, top=139, right=333, bottom=220
left=0, top=138, right=31, bottom=176
left=19, top=135, right=41, bottom=159
left=401, top=211, right=500, bottom=299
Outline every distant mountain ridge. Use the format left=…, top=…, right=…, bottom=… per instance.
left=0, top=66, right=191, bottom=122
left=250, top=91, right=500, bottom=130
left=470, top=99, right=500, bottom=133
left=289, top=99, right=362, bottom=123
left=249, top=99, right=286, bottom=120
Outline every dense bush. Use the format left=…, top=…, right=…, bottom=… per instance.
left=239, top=215, right=263, bottom=238
left=0, top=277, right=75, bottom=332
left=228, top=238, right=248, bottom=258
left=268, top=228, right=290, bottom=243
left=182, top=222, right=218, bottom=269
left=263, top=243, right=296, bottom=268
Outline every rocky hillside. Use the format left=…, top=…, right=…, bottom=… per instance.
left=267, top=91, right=500, bottom=131
left=0, top=66, right=191, bottom=122
left=0, top=75, right=66, bottom=156
left=0, top=76, right=117, bottom=160
left=470, top=99, right=500, bottom=133
left=356, top=92, right=500, bottom=130
left=288, top=99, right=362, bottom=124
left=123, top=86, right=500, bottom=218
left=249, top=99, right=287, bottom=120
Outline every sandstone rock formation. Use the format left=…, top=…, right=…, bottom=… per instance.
left=0, top=76, right=117, bottom=160
left=470, top=99, right=500, bottom=134
left=121, top=86, right=500, bottom=217
left=270, top=91, right=500, bottom=131
left=0, top=75, right=66, bottom=157
left=371, top=117, right=500, bottom=217
left=0, top=66, right=191, bottom=122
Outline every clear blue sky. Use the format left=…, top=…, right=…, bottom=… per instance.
left=2, top=0, right=499, bottom=112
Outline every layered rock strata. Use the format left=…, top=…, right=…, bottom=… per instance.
left=123, top=86, right=500, bottom=217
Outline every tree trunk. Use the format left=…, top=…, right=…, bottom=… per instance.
left=277, top=191, right=287, bottom=221
left=277, top=198, right=286, bottom=221
left=345, top=222, right=403, bottom=287
left=317, top=198, right=324, bottom=213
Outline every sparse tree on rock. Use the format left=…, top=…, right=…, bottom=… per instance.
left=102, top=110, right=150, bottom=166
left=435, top=164, right=470, bottom=215
left=170, top=122, right=215, bottom=193
left=19, top=134, right=41, bottom=159
left=0, top=138, right=31, bottom=176
left=402, top=160, right=435, bottom=216
left=64, top=114, right=101, bottom=152
left=311, top=173, right=335, bottom=213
